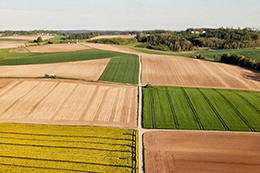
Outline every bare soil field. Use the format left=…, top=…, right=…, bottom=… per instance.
left=0, top=79, right=138, bottom=128
left=142, top=54, right=260, bottom=91
left=0, top=41, right=26, bottom=49
left=0, top=35, right=54, bottom=41
left=89, top=34, right=136, bottom=40
left=0, top=58, right=110, bottom=81
left=144, top=131, right=260, bottom=173
left=27, top=43, right=91, bottom=53
left=83, top=43, right=140, bottom=55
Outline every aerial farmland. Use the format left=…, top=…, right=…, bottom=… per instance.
left=0, top=0, right=260, bottom=173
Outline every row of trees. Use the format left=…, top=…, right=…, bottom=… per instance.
left=220, top=54, right=259, bottom=70
left=89, top=38, right=137, bottom=45
left=1, top=30, right=60, bottom=36
left=136, top=33, right=194, bottom=51
left=66, top=32, right=99, bottom=40
left=136, top=28, right=260, bottom=51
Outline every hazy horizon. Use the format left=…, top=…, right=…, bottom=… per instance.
left=0, top=0, right=259, bottom=31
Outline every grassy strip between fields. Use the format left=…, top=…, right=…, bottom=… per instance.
left=0, top=123, right=138, bottom=173
left=143, top=86, right=260, bottom=131
left=0, top=48, right=139, bottom=84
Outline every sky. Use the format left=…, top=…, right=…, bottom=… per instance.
left=0, top=0, right=259, bottom=31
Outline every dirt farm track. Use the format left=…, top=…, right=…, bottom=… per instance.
left=144, top=131, right=260, bottom=173
left=0, top=79, right=138, bottom=128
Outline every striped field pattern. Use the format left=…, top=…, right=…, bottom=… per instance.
left=0, top=123, right=138, bottom=172
left=0, top=80, right=138, bottom=128
left=143, top=86, right=260, bottom=131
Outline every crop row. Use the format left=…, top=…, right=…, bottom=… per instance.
left=143, top=86, right=260, bottom=131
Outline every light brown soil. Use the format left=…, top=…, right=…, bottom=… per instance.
left=83, top=43, right=140, bottom=55
left=0, top=41, right=26, bottom=49
left=0, top=79, right=138, bottom=128
left=89, top=34, right=136, bottom=40
left=0, top=59, right=110, bottom=81
left=142, top=54, right=260, bottom=91
left=0, top=35, right=54, bottom=41
left=27, top=43, right=91, bottom=53
left=144, top=131, right=260, bottom=173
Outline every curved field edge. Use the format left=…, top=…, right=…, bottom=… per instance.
left=0, top=123, right=138, bottom=173
left=0, top=48, right=139, bottom=84
left=131, top=46, right=260, bottom=61
left=142, top=86, right=260, bottom=131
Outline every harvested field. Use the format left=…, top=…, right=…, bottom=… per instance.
left=143, top=86, right=260, bottom=131
left=144, top=131, right=260, bottom=173
left=0, top=41, right=26, bottom=49
left=142, top=54, right=260, bottom=90
left=89, top=34, right=136, bottom=40
left=0, top=123, right=138, bottom=172
left=0, top=80, right=138, bottom=128
left=27, top=43, right=91, bottom=53
left=0, top=35, right=54, bottom=41
left=83, top=43, right=140, bottom=55
left=0, top=58, right=110, bottom=81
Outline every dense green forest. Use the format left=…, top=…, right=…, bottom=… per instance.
left=136, top=28, right=260, bottom=51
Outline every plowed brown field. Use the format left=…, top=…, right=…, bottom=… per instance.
left=0, top=58, right=110, bottom=81
left=142, top=54, right=260, bottom=90
left=27, top=43, right=91, bottom=53
left=144, top=131, right=260, bottom=173
left=83, top=43, right=140, bottom=55
left=0, top=41, right=26, bottom=49
left=0, top=80, right=138, bottom=128
left=89, top=34, right=136, bottom=40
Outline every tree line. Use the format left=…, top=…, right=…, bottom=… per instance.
left=136, top=28, right=259, bottom=51
left=65, top=32, right=99, bottom=40
left=220, top=54, right=259, bottom=70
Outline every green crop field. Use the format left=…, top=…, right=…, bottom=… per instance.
left=99, top=54, right=139, bottom=84
left=196, top=48, right=260, bottom=61
left=143, top=86, right=260, bottom=131
left=0, top=48, right=139, bottom=84
left=0, top=123, right=138, bottom=173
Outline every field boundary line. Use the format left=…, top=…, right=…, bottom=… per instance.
left=198, top=89, right=229, bottom=131
left=137, top=55, right=144, bottom=173
left=215, top=89, right=256, bottom=132
left=181, top=87, right=204, bottom=130
left=165, top=87, right=179, bottom=128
